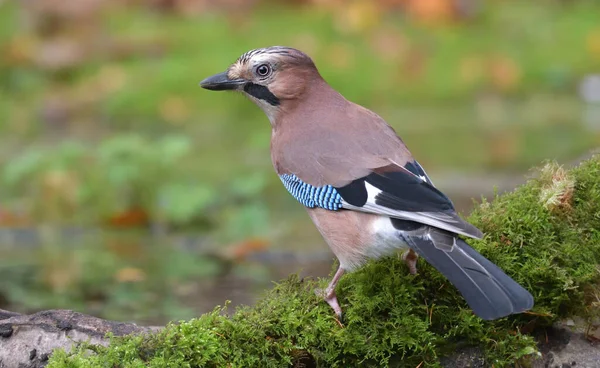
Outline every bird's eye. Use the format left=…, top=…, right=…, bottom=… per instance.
left=256, top=64, right=271, bottom=77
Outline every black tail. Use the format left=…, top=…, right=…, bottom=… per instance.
left=403, top=229, right=534, bottom=320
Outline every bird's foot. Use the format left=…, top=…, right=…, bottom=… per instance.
left=325, top=291, right=343, bottom=319
left=402, top=249, right=419, bottom=275
left=316, top=266, right=345, bottom=320
left=315, top=287, right=343, bottom=319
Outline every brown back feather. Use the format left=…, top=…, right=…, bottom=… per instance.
left=271, top=76, right=413, bottom=187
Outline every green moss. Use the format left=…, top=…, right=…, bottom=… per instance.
left=48, top=157, right=600, bottom=367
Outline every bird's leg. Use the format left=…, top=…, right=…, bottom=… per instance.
left=316, top=266, right=345, bottom=318
left=402, top=249, right=419, bottom=275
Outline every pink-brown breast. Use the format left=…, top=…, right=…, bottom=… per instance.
left=306, top=208, right=411, bottom=271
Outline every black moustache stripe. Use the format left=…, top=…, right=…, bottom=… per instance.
left=244, top=83, right=280, bottom=106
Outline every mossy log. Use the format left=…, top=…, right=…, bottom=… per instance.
left=5, top=157, right=600, bottom=367
left=0, top=309, right=161, bottom=368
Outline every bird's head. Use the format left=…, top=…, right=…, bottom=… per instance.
left=200, top=46, right=320, bottom=122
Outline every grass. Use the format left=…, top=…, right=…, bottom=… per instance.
left=0, top=234, right=225, bottom=324
left=47, top=156, right=600, bottom=367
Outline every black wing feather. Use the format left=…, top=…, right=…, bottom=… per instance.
left=335, top=179, right=368, bottom=207
left=404, top=160, right=434, bottom=186
left=336, top=162, right=454, bottom=213
left=335, top=161, right=483, bottom=239
left=366, top=170, right=454, bottom=212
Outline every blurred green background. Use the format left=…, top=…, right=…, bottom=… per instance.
left=1, top=0, right=599, bottom=325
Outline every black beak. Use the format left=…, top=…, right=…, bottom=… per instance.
left=199, top=71, right=246, bottom=91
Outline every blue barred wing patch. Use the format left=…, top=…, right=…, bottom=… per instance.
left=279, top=174, right=343, bottom=211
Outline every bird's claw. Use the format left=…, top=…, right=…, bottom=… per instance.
left=315, top=287, right=343, bottom=320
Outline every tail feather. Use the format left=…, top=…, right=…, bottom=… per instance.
left=403, top=229, right=534, bottom=320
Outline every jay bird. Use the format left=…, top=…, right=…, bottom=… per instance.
left=200, top=46, right=534, bottom=320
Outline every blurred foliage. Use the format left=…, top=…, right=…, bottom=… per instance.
left=3, top=135, right=191, bottom=223
left=48, top=156, right=600, bottom=367
left=0, top=231, right=275, bottom=323
left=0, top=0, right=599, bottom=227
left=1, top=0, right=600, bottom=325
left=0, top=133, right=275, bottom=233
left=0, top=240, right=222, bottom=323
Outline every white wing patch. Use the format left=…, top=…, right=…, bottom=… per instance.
left=341, top=181, right=479, bottom=239
left=364, top=181, right=381, bottom=199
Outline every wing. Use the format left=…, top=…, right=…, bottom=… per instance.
left=336, top=162, right=483, bottom=239
left=404, top=160, right=435, bottom=186
left=272, top=102, right=482, bottom=239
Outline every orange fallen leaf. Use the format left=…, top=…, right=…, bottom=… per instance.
left=405, top=0, right=455, bottom=24
left=0, top=208, right=30, bottom=227
left=488, top=55, right=521, bottom=92
left=115, top=267, right=146, bottom=283
left=308, top=0, right=344, bottom=11
left=106, top=207, right=150, bottom=228
left=224, top=237, right=270, bottom=261
left=159, top=96, right=191, bottom=124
